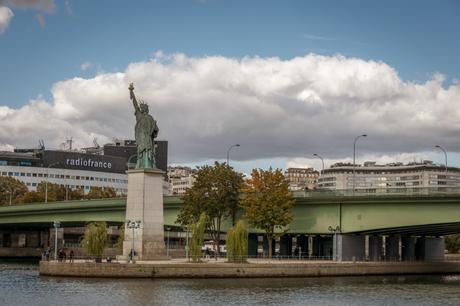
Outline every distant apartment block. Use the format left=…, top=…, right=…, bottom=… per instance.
left=284, top=167, right=320, bottom=191
left=317, top=160, right=460, bottom=191
left=167, top=166, right=197, bottom=195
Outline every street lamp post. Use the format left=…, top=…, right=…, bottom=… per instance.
left=328, top=225, right=341, bottom=261
left=53, top=221, right=61, bottom=261
left=126, top=220, right=141, bottom=263
left=45, top=162, right=59, bottom=203
left=352, top=134, right=367, bottom=192
left=226, top=144, right=240, bottom=166
left=313, top=154, right=325, bottom=173
left=166, top=227, right=171, bottom=257
left=7, top=188, right=14, bottom=205
left=435, top=145, right=448, bottom=175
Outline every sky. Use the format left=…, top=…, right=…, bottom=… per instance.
left=1, top=0, right=460, bottom=174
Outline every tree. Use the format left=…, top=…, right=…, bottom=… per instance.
left=190, top=213, right=207, bottom=262
left=35, top=182, right=84, bottom=202
left=86, top=186, right=117, bottom=199
left=240, top=168, right=294, bottom=259
left=81, top=221, right=109, bottom=262
left=116, top=226, right=125, bottom=254
left=21, top=191, right=43, bottom=203
left=176, top=162, right=243, bottom=256
left=226, top=219, right=248, bottom=263
left=0, top=177, right=28, bottom=205
left=445, top=235, right=460, bottom=254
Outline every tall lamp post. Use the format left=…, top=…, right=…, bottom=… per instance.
left=328, top=225, right=341, bottom=261
left=53, top=221, right=61, bottom=261
left=352, top=134, right=367, bottom=192
left=7, top=188, right=15, bottom=205
left=166, top=227, right=171, bottom=257
left=126, top=220, right=141, bottom=263
left=226, top=144, right=240, bottom=166
left=435, top=145, right=448, bottom=175
left=313, top=154, right=325, bottom=173
left=45, top=162, right=59, bottom=203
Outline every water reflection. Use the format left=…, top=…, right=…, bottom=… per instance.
left=1, top=265, right=460, bottom=306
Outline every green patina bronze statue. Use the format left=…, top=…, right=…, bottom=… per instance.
left=129, top=83, right=159, bottom=169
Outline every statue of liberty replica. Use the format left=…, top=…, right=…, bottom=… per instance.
left=128, top=83, right=159, bottom=169
left=123, top=83, right=167, bottom=261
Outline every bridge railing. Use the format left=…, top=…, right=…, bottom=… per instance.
left=294, top=187, right=460, bottom=198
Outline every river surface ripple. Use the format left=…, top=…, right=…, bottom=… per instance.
left=1, top=264, right=460, bottom=306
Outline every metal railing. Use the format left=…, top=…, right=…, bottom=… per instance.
left=293, top=187, right=460, bottom=198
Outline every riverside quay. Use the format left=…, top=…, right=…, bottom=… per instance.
left=1, top=188, right=459, bottom=262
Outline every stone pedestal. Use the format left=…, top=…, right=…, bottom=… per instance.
left=123, top=169, right=167, bottom=260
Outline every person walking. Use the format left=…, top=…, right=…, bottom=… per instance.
left=69, top=250, right=74, bottom=263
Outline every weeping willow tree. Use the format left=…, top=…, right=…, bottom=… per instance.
left=81, top=221, right=108, bottom=262
left=226, top=220, right=248, bottom=263
left=190, top=213, right=207, bottom=262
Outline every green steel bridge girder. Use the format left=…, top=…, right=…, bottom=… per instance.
left=0, top=195, right=460, bottom=236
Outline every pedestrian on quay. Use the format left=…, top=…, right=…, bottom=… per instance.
left=69, top=250, right=74, bottom=263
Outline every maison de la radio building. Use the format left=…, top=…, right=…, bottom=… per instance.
left=0, top=139, right=168, bottom=195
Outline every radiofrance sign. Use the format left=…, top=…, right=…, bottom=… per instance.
left=65, top=158, right=112, bottom=169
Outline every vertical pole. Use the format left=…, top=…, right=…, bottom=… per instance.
left=186, top=227, right=189, bottom=261
left=335, top=232, right=338, bottom=261
left=167, top=229, right=170, bottom=257
left=8, top=190, right=12, bottom=205
left=45, top=179, right=48, bottom=203
left=54, top=225, right=58, bottom=260
left=131, top=226, right=135, bottom=263
left=352, top=134, right=367, bottom=193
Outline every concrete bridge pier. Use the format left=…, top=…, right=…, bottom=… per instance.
left=401, top=236, right=416, bottom=261
left=385, top=236, right=400, bottom=261
left=415, top=237, right=445, bottom=261
left=279, top=235, right=292, bottom=257
left=297, top=235, right=308, bottom=257
left=336, top=234, right=365, bottom=261
left=248, top=234, right=258, bottom=257
left=368, top=235, right=383, bottom=261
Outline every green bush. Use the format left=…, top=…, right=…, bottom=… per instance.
left=445, top=235, right=460, bottom=253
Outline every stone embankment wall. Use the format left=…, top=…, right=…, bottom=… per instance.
left=40, top=261, right=460, bottom=278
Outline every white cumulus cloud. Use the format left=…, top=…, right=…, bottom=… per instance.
left=1, top=53, right=460, bottom=165
left=0, top=6, right=13, bottom=33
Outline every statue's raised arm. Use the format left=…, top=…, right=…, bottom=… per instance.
left=129, top=83, right=140, bottom=113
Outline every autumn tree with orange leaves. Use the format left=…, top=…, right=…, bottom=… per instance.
left=240, top=168, right=294, bottom=258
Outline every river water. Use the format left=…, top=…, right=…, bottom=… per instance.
left=1, top=263, right=460, bottom=306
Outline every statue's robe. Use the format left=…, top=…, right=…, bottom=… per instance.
left=135, top=110, right=157, bottom=160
